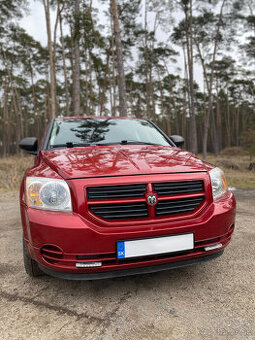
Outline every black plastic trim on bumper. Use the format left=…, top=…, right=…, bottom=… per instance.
left=38, top=250, right=224, bottom=281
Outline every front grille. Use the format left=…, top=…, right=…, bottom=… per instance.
left=89, top=202, right=148, bottom=220
left=87, top=184, right=146, bottom=200
left=153, top=180, right=203, bottom=196
left=155, top=197, right=204, bottom=217
left=87, top=180, right=206, bottom=221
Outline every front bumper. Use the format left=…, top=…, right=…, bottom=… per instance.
left=21, top=191, right=236, bottom=278
left=38, top=250, right=224, bottom=280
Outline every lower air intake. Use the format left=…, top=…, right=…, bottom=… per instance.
left=41, top=245, right=63, bottom=264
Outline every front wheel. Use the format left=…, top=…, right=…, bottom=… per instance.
left=23, top=238, right=44, bottom=277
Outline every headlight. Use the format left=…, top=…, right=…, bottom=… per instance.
left=26, top=177, right=72, bottom=212
left=209, top=167, right=228, bottom=201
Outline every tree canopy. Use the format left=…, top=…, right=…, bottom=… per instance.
left=0, top=0, right=254, bottom=158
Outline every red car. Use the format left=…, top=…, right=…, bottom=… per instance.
left=19, top=117, right=236, bottom=280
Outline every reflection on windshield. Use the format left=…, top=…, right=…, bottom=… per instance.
left=71, top=119, right=115, bottom=144
left=49, top=118, right=170, bottom=148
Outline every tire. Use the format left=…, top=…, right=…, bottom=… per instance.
left=23, top=238, right=44, bottom=277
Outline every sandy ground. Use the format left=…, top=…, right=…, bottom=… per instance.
left=0, top=190, right=254, bottom=340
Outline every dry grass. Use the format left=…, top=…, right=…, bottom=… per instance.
left=199, top=147, right=255, bottom=189
left=0, top=156, right=34, bottom=192
left=0, top=147, right=254, bottom=192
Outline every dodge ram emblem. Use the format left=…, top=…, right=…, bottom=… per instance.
left=147, top=194, right=158, bottom=206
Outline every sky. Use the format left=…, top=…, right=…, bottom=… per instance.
left=20, top=1, right=108, bottom=47
left=20, top=2, right=49, bottom=46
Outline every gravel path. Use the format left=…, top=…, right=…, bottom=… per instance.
left=0, top=190, right=254, bottom=340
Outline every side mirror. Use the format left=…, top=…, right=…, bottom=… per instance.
left=170, top=135, right=185, bottom=148
left=19, top=137, right=38, bottom=155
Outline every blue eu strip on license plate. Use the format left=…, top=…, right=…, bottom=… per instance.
left=117, top=241, right=125, bottom=259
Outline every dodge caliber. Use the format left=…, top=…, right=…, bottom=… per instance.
left=19, top=117, right=236, bottom=280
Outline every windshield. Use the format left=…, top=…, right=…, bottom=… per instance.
left=49, top=118, right=171, bottom=148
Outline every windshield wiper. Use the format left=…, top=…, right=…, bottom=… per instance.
left=51, top=140, right=161, bottom=149
left=93, top=140, right=160, bottom=146
left=50, top=142, right=92, bottom=149
left=95, top=140, right=161, bottom=146
left=120, top=140, right=160, bottom=146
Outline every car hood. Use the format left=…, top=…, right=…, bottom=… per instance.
left=41, top=145, right=212, bottom=179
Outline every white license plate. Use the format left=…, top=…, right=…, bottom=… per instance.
left=117, top=233, right=194, bottom=259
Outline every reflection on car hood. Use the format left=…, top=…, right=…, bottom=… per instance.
left=41, top=145, right=212, bottom=179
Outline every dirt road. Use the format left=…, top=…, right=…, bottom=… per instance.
left=0, top=190, right=254, bottom=340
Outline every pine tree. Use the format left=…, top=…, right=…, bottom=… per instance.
left=111, top=0, right=128, bottom=117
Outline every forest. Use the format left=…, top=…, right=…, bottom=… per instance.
left=0, top=0, right=254, bottom=159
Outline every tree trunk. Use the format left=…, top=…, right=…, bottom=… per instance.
left=166, top=110, right=171, bottom=136
left=144, top=0, right=151, bottom=120
left=44, top=69, right=50, bottom=123
left=182, top=91, right=187, bottom=143
left=211, top=109, right=219, bottom=155
left=184, top=1, right=198, bottom=154
left=189, top=0, right=198, bottom=154
left=235, top=107, right=240, bottom=146
left=88, top=51, right=93, bottom=113
left=182, top=44, right=189, bottom=146
left=149, top=66, right=156, bottom=120
left=110, top=14, right=117, bottom=116
left=225, top=91, right=231, bottom=147
left=158, top=69, right=164, bottom=117
left=111, top=0, right=128, bottom=117
left=60, top=12, right=70, bottom=115
left=69, top=35, right=75, bottom=113
left=3, top=81, right=9, bottom=157
left=100, top=51, right=110, bottom=115
left=30, top=63, right=40, bottom=139
left=3, top=54, right=22, bottom=155
left=216, top=91, right=222, bottom=151
left=73, top=0, right=81, bottom=115
left=84, top=49, right=89, bottom=113
left=43, top=0, right=56, bottom=118
left=201, top=0, right=226, bottom=159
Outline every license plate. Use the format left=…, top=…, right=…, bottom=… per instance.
left=117, top=233, right=194, bottom=259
